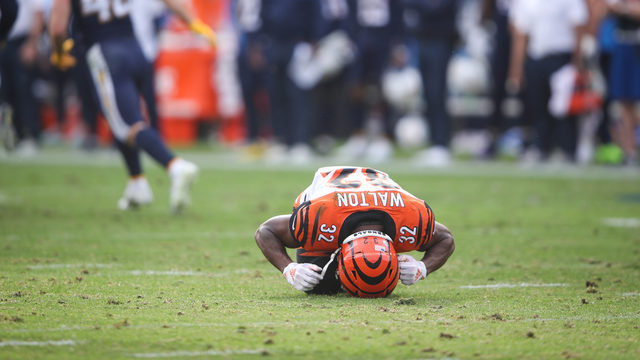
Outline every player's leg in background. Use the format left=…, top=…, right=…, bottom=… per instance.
left=85, top=39, right=197, bottom=213
left=296, top=248, right=342, bottom=295
left=138, top=60, right=160, bottom=131
left=125, top=43, right=198, bottom=213
left=85, top=41, right=151, bottom=209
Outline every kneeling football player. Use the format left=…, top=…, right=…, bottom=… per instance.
left=255, top=166, right=455, bottom=297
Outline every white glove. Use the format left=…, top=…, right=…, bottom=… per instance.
left=283, top=262, right=323, bottom=291
left=398, top=254, right=427, bottom=286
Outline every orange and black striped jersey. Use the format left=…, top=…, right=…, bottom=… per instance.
left=290, top=166, right=435, bottom=254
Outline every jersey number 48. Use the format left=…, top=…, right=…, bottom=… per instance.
left=81, top=0, right=131, bottom=23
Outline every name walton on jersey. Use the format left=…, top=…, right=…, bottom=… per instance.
left=336, top=191, right=405, bottom=208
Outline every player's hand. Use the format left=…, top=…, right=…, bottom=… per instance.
left=189, top=19, right=216, bottom=48
left=283, top=262, right=322, bottom=291
left=50, top=39, right=76, bottom=71
left=398, top=254, right=427, bottom=286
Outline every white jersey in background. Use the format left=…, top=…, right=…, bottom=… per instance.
left=510, top=0, right=588, bottom=59
left=8, top=0, right=44, bottom=39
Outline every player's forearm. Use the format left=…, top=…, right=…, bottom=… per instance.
left=609, top=0, right=640, bottom=19
left=506, top=25, right=527, bottom=91
left=49, top=0, right=71, bottom=53
left=572, top=26, right=587, bottom=68
left=27, top=11, right=44, bottom=45
left=255, top=225, right=294, bottom=272
left=162, top=0, right=195, bottom=25
left=421, top=230, right=454, bottom=274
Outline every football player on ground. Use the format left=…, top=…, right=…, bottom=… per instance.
left=255, top=166, right=455, bottom=297
left=49, top=0, right=216, bottom=214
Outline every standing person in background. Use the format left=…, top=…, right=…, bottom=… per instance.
left=260, top=0, right=319, bottom=164
left=69, top=31, right=103, bottom=150
left=49, top=0, right=215, bottom=214
left=311, top=0, right=351, bottom=151
left=606, top=0, right=640, bottom=166
left=0, top=0, right=46, bottom=157
left=585, top=0, right=617, bottom=161
left=403, top=0, right=460, bottom=167
left=482, top=0, right=520, bottom=158
left=234, top=0, right=271, bottom=156
left=337, top=0, right=403, bottom=164
left=508, top=0, right=589, bottom=164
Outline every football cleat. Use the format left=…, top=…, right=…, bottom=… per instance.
left=338, top=230, right=399, bottom=298
left=168, top=158, right=198, bottom=215
left=118, top=176, right=153, bottom=210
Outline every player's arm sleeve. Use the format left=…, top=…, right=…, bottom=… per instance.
left=255, top=215, right=300, bottom=272
left=418, top=221, right=455, bottom=275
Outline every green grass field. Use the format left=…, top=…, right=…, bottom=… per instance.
left=1, top=149, right=639, bottom=359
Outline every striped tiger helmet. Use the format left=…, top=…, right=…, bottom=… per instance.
left=338, top=230, right=399, bottom=298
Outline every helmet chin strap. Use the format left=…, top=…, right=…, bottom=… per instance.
left=321, top=248, right=341, bottom=279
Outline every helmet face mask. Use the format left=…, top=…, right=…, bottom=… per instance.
left=338, top=230, right=399, bottom=298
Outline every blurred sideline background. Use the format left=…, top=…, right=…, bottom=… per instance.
left=1, top=0, right=639, bottom=168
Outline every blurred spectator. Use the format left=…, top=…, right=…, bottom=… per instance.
left=234, top=0, right=271, bottom=151
left=337, top=0, right=403, bottom=163
left=0, top=0, right=46, bottom=156
left=310, top=0, right=351, bottom=153
left=481, top=0, right=521, bottom=157
left=68, top=32, right=103, bottom=150
left=508, top=0, right=589, bottom=164
left=403, top=0, right=460, bottom=167
left=588, top=0, right=616, bottom=152
left=260, top=0, right=319, bottom=163
left=606, top=0, right=640, bottom=166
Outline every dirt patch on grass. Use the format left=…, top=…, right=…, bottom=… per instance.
left=393, top=298, right=416, bottom=305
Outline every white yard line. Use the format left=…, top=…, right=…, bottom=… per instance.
left=125, top=269, right=252, bottom=277
left=601, top=218, right=640, bottom=228
left=11, top=230, right=253, bottom=242
left=459, top=283, right=567, bottom=289
left=6, top=311, right=640, bottom=336
left=0, top=339, right=79, bottom=347
left=27, top=263, right=119, bottom=269
left=132, top=349, right=264, bottom=358
left=523, top=313, right=640, bottom=322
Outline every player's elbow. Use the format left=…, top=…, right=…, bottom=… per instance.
left=254, top=223, right=268, bottom=247
left=440, top=231, right=455, bottom=258
left=444, top=235, right=455, bottom=257
left=254, top=221, right=275, bottom=249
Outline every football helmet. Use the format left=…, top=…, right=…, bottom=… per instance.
left=338, top=230, right=399, bottom=298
